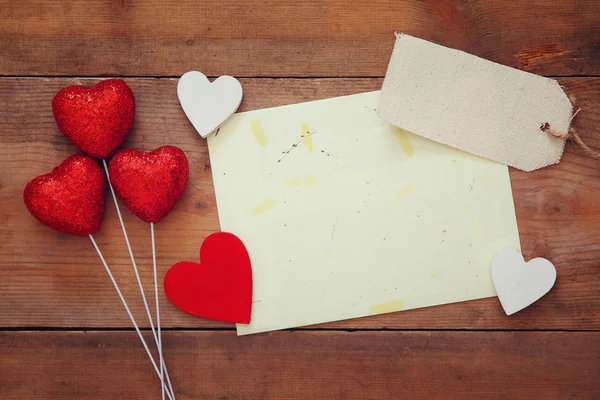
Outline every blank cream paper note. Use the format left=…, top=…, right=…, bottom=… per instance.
left=207, top=91, right=520, bottom=336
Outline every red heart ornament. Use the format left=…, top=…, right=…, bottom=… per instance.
left=108, top=146, right=189, bottom=223
left=24, top=154, right=107, bottom=236
left=52, top=79, right=135, bottom=159
left=164, top=232, right=252, bottom=324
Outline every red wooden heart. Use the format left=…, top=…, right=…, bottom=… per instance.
left=164, top=232, right=252, bottom=324
left=52, top=79, right=135, bottom=159
left=108, top=146, right=189, bottom=223
left=24, top=154, right=107, bottom=236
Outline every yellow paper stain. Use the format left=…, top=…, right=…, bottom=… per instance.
left=370, top=300, right=405, bottom=315
left=450, top=159, right=457, bottom=166
left=298, top=320, right=308, bottom=326
left=431, top=272, right=437, bottom=277
left=250, top=120, right=269, bottom=147
left=253, top=199, right=276, bottom=215
left=395, top=128, right=414, bottom=157
left=301, top=123, right=313, bottom=153
left=286, top=176, right=317, bottom=188
left=396, top=184, right=416, bottom=199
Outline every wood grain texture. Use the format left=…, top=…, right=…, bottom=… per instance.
left=1, top=331, right=599, bottom=399
left=1, top=0, right=600, bottom=77
left=1, top=77, right=599, bottom=329
left=3, top=2, right=599, bottom=398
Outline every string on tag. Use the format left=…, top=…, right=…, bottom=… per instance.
left=541, top=107, right=600, bottom=159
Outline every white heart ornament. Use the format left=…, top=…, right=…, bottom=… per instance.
left=177, top=71, right=243, bottom=138
left=491, top=248, right=557, bottom=316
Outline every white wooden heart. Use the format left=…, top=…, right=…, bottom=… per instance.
left=491, top=248, right=557, bottom=316
left=177, top=71, right=243, bottom=138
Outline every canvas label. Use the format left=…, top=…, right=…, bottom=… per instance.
left=378, top=34, right=574, bottom=172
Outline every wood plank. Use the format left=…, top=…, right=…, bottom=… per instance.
left=1, top=1, right=600, bottom=77
left=1, top=330, right=599, bottom=399
left=1, top=77, right=599, bottom=329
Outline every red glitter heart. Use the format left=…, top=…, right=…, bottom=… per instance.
left=52, top=79, right=135, bottom=159
left=108, top=146, right=189, bottom=223
left=24, top=154, right=107, bottom=236
left=164, top=232, right=253, bottom=324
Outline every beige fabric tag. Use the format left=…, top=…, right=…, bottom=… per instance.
left=378, top=34, right=574, bottom=172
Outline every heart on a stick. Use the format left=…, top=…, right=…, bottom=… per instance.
left=177, top=71, right=243, bottom=139
left=52, top=79, right=135, bottom=159
left=164, top=232, right=252, bottom=324
left=108, top=146, right=189, bottom=224
left=24, top=154, right=106, bottom=236
left=491, top=248, right=557, bottom=315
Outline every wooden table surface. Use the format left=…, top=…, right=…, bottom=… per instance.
left=1, top=1, right=600, bottom=399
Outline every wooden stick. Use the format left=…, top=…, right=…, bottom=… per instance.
left=89, top=235, right=174, bottom=400
left=102, top=160, right=176, bottom=399
left=151, top=222, right=166, bottom=400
